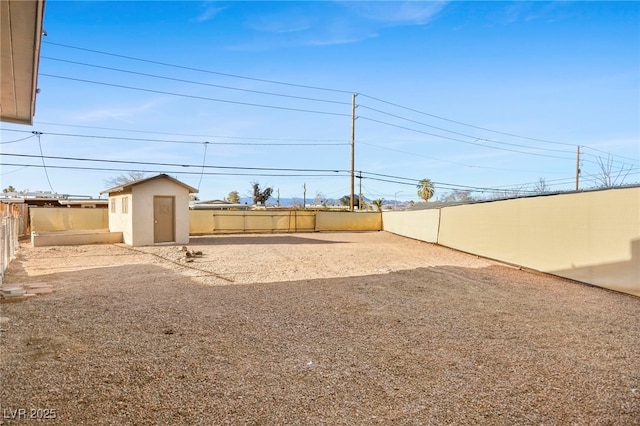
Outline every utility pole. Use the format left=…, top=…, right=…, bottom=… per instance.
left=277, top=189, right=280, bottom=207
left=575, top=146, right=581, bottom=191
left=350, top=93, right=357, bottom=212
left=357, top=171, right=363, bottom=210
left=303, top=183, right=306, bottom=209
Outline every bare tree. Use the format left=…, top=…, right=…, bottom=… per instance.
left=440, top=189, right=474, bottom=203
left=595, top=155, right=632, bottom=188
left=533, top=177, right=549, bottom=194
left=312, top=191, right=326, bottom=206
left=104, top=172, right=146, bottom=188
left=488, top=186, right=526, bottom=201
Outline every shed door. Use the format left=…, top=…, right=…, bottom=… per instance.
left=154, top=196, right=175, bottom=243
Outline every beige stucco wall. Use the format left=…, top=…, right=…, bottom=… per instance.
left=437, top=187, right=640, bottom=296
left=31, top=230, right=123, bottom=247
left=382, top=209, right=440, bottom=243
left=107, top=193, right=133, bottom=245
left=189, top=210, right=316, bottom=234
left=30, top=208, right=108, bottom=232
left=315, top=211, right=382, bottom=231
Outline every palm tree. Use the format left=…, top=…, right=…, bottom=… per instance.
left=417, top=178, right=435, bottom=202
left=372, top=198, right=384, bottom=212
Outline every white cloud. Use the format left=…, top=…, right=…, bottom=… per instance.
left=73, top=99, right=167, bottom=123
left=342, top=1, right=448, bottom=26
left=192, top=4, right=226, bottom=23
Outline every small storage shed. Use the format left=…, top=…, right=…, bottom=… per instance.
left=101, top=174, right=198, bottom=246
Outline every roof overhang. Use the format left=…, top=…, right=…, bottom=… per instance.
left=101, top=174, right=199, bottom=195
left=0, top=0, right=46, bottom=125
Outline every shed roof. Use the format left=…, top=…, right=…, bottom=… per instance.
left=100, top=174, right=199, bottom=195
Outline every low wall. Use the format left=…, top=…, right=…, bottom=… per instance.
left=27, top=208, right=383, bottom=235
left=30, top=208, right=109, bottom=232
left=383, top=210, right=440, bottom=243
left=315, top=211, right=381, bottom=231
left=31, top=230, right=123, bottom=247
left=189, top=210, right=317, bottom=234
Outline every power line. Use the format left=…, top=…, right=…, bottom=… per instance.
left=358, top=93, right=578, bottom=147
left=358, top=93, right=639, bottom=165
left=197, top=142, right=208, bottom=191
left=358, top=141, right=554, bottom=174
left=0, top=162, right=349, bottom=179
left=34, top=132, right=55, bottom=193
left=43, top=41, right=353, bottom=94
left=0, top=152, right=348, bottom=174
left=40, top=74, right=351, bottom=118
left=358, top=103, right=575, bottom=155
left=33, top=121, right=348, bottom=143
left=2, top=153, right=551, bottom=195
left=0, top=134, right=36, bottom=145
left=358, top=116, right=578, bottom=161
left=42, top=56, right=351, bottom=106
left=580, top=145, right=640, bottom=165
left=39, top=42, right=639, bottom=166
left=1, top=128, right=348, bottom=147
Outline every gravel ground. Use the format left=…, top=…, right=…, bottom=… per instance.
left=1, top=231, right=638, bottom=425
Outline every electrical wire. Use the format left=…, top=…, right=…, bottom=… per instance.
left=0, top=162, right=349, bottom=178
left=359, top=93, right=577, bottom=147
left=358, top=103, right=575, bottom=155
left=42, top=56, right=352, bottom=106
left=43, top=41, right=354, bottom=94
left=358, top=141, right=554, bottom=174
left=34, top=132, right=56, bottom=193
left=197, top=142, right=208, bottom=191
left=359, top=93, right=639, bottom=166
left=40, top=42, right=635, bottom=166
left=32, top=121, right=349, bottom=143
left=40, top=74, right=351, bottom=118
left=1, top=128, right=348, bottom=147
left=0, top=152, right=348, bottom=174
left=0, top=134, right=36, bottom=145
left=358, top=116, right=583, bottom=162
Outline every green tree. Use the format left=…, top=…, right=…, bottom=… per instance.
left=339, top=194, right=361, bottom=206
left=227, top=191, right=240, bottom=204
left=3, top=186, right=16, bottom=193
left=417, top=178, right=435, bottom=202
left=251, top=182, right=273, bottom=205
left=372, top=198, right=384, bottom=212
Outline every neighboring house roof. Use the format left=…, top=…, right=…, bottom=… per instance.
left=0, top=0, right=46, bottom=125
left=100, top=174, right=199, bottom=195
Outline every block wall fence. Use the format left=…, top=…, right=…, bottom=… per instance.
left=26, top=187, right=639, bottom=296
left=383, top=186, right=639, bottom=297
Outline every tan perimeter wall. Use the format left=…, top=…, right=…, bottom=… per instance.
left=30, top=208, right=109, bottom=232
left=437, top=187, right=640, bottom=296
left=383, top=210, right=440, bottom=243
left=315, top=211, right=381, bottom=231
left=189, top=210, right=317, bottom=234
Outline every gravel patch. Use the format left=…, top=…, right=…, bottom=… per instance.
left=1, top=231, right=638, bottom=425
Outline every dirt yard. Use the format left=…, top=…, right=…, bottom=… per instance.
left=1, top=231, right=638, bottom=425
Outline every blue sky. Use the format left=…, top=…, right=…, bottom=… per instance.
left=1, top=1, right=638, bottom=203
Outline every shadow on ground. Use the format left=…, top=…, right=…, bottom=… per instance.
left=190, top=234, right=347, bottom=246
